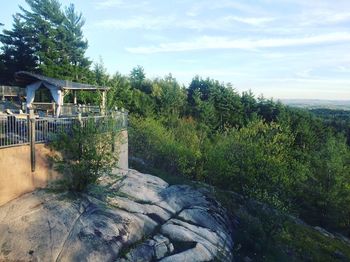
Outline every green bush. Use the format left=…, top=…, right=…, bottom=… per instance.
left=205, top=120, right=306, bottom=210
left=129, top=117, right=203, bottom=178
left=50, top=118, right=119, bottom=191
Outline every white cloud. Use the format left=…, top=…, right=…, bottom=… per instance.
left=337, top=66, right=350, bottom=72
left=295, top=69, right=312, bottom=78
left=126, top=32, right=350, bottom=54
left=95, top=0, right=124, bottom=9
left=95, top=15, right=274, bottom=31
left=96, top=16, right=175, bottom=30
left=95, top=14, right=275, bottom=31
left=186, top=11, right=198, bottom=17
left=224, top=15, right=275, bottom=26
left=300, top=11, right=350, bottom=26
left=95, top=0, right=149, bottom=10
left=210, top=1, right=267, bottom=15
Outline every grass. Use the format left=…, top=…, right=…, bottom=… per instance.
left=279, top=222, right=350, bottom=261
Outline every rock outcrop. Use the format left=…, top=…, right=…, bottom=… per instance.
left=0, top=169, right=233, bottom=261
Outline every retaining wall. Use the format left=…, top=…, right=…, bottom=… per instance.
left=0, top=130, right=128, bottom=206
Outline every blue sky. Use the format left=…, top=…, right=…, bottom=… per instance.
left=1, top=0, right=350, bottom=100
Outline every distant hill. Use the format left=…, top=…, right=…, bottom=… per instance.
left=280, top=99, right=350, bottom=110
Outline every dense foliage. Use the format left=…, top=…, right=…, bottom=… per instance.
left=124, top=73, right=350, bottom=236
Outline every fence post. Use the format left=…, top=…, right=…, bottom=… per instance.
left=111, top=110, right=116, bottom=153
left=1, top=86, right=4, bottom=101
left=28, top=109, right=36, bottom=172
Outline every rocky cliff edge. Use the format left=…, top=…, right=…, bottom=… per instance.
left=0, top=169, right=234, bottom=261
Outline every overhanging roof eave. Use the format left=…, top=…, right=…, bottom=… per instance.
left=15, top=71, right=111, bottom=91
left=61, top=86, right=110, bottom=91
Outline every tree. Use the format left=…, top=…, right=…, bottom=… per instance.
left=152, top=74, right=186, bottom=116
left=241, top=90, right=257, bottom=123
left=300, top=135, right=350, bottom=231
left=130, top=65, right=149, bottom=92
left=130, top=65, right=145, bottom=82
left=63, top=4, right=89, bottom=68
left=187, top=76, right=243, bottom=131
left=205, top=120, right=304, bottom=210
left=0, top=0, right=91, bottom=82
left=107, top=72, right=133, bottom=110
left=0, top=15, right=38, bottom=84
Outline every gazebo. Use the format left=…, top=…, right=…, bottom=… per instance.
left=15, top=71, right=109, bottom=117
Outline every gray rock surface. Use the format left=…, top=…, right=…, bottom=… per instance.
left=0, top=169, right=233, bottom=261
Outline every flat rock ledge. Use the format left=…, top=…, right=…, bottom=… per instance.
left=0, top=169, right=234, bottom=262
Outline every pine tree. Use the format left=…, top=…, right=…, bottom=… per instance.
left=0, top=0, right=91, bottom=83
left=0, top=15, right=38, bottom=84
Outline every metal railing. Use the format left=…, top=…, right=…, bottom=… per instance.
left=0, top=111, right=128, bottom=149
left=0, top=115, right=29, bottom=148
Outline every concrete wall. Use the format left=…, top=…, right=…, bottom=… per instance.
left=0, top=144, right=59, bottom=206
left=0, top=130, right=128, bottom=206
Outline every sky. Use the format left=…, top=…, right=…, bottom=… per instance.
left=1, top=0, right=350, bottom=100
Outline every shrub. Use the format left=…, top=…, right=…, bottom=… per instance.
left=129, top=116, right=203, bottom=178
left=50, top=117, right=120, bottom=191
left=205, top=120, right=305, bottom=210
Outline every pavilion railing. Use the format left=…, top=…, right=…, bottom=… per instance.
left=32, top=102, right=56, bottom=116
left=61, top=104, right=101, bottom=116
left=31, top=103, right=102, bottom=117
left=0, top=86, right=25, bottom=99
left=0, top=111, right=127, bottom=149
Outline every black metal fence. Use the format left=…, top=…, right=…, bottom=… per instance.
left=0, top=115, right=28, bottom=147
left=0, top=111, right=127, bottom=149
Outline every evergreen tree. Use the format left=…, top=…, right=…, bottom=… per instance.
left=130, top=66, right=145, bottom=88
left=0, top=0, right=91, bottom=83
left=0, top=15, right=38, bottom=84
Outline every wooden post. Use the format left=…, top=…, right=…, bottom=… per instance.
left=78, top=112, right=82, bottom=124
left=101, top=90, right=106, bottom=116
left=111, top=110, right=116, bottom=153
left=73, top=90, right=77, bottom=105
left=28, top=109, right=36, bottom=172
left=121, top=108, right=127, bottom=128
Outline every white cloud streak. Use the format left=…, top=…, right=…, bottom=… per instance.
left=126, top=32, right=350, bottom=54
left=224, top=15, right=275, bottom=26
left=300, top=11, right=350, bottom=26
left=95, top=0, right=124, bottom=9
left=96, top=16, right=174, bottom=30
left=95, top=15, right=276, bottom=31
left=95, top=0, right=150, bottom=10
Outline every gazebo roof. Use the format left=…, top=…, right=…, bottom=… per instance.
left=15, top=71, right=110, bottom=91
